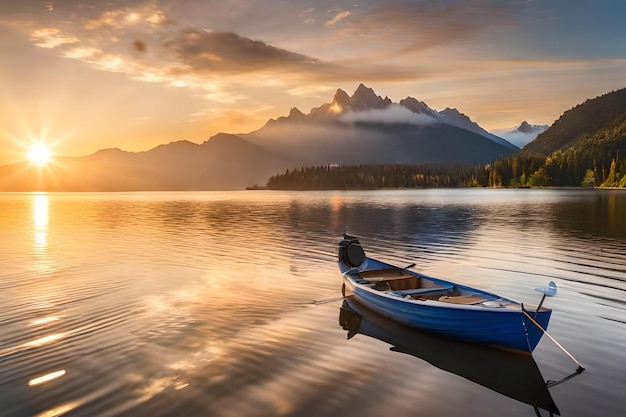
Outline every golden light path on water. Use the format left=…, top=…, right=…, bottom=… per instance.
left=33, top=193, right=48, bottom=250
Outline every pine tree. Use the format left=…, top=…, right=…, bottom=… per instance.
left=601, top=158, right=617, bottom=187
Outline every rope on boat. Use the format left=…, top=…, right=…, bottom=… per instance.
left=521, top=305, right=585, bottom=373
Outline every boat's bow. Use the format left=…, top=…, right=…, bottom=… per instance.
left=338, top=233, right=368, bottom=273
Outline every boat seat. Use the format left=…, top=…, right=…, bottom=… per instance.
left=359, top=269, right=412, bottom=279
left=392, top=285, right=454, bottom=297
left=438, top=295, right=489, bottom=305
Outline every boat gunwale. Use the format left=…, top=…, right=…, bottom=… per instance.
left=341, top=256, right=550, bottom=313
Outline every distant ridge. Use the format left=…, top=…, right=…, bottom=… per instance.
left=0, top=84, right=519, bottom=191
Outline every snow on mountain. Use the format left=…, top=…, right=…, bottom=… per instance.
left=493, top=121, right=549, bottom=148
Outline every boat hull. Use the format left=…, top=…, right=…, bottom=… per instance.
left=343, top=276, right=550, bottom=352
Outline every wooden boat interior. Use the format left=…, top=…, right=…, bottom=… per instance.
left=354, top=268, right=525, bottom=308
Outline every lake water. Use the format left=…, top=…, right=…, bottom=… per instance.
left=0, top=189, right=625, bottom=417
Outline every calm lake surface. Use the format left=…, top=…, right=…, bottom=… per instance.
left=1, top=189, right=625, bottom=417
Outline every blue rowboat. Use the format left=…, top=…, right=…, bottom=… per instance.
left=338, top=233, right=554, bottom=352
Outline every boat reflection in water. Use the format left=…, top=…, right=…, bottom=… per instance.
left=339, top=297, right=563, bottom=416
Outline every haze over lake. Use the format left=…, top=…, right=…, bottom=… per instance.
left=1, top=189, right=625, bottom=417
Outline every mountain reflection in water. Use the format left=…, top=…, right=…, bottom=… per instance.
left=339, top=297, right=569, bottom=416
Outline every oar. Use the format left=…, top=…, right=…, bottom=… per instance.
left=546, top=368, right=584, bottom=388
left=522, top=304, right=585, bottom=373
left=290, top=296, right=345, bottom=305
left=399, top=262, right=416, bottom=271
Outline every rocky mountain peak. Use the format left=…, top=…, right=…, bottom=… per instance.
left=331, top=88, right=351, bottom=108
left=515, top=121, right=548, bottom=134
left=440, top=108, right=480, bottom=129
left=518, top=121, right=532, bottom=133
left=399, top=97, right=440, bottom=119
left=288, top=107, right=305, bottom=118
left=351, top=83, right=390, bottom=110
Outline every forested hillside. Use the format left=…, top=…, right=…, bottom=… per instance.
left=267, top=164, right=489, bottom=190
left=490, top=88, right=626, bottom=187
left=523, top=88, right=626, bottom=157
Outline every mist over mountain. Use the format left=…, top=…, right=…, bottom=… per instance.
left=492, top=121, right=549, bottom=148
left=0, top=84, right=518, bottom=191
left=338, top=104, right=439, bottom=126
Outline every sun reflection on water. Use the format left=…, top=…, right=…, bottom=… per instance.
left=0, top=333, right=66, bottom=360
left=28, top=370, right=66, bottom=387
left=33, top=401, right=81, bottom=417
left=33, top=193, right=49, bottom=250
left=31, top=316, right=61, bottom=326
left=24, top=333, right=66, bottom=348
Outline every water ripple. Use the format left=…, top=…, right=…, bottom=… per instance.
left=0, top=190, right=625, bottom=417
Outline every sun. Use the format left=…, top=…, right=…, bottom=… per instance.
left=27, top=143, right=52, bottom=166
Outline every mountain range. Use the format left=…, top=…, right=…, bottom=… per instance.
left=1, top=84, right=520, bottom=191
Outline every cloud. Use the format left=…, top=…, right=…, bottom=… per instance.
left=3, top=1, right=440, bottom=105
left=338, top=104, right=439, bottom=126
left=328, top=1, right=518, bottom=55
left=30, top=28, right=78, bottom=48
left=161, top=27, right=427, bottom=84
left=492, top=128, right=546, bottom=148
left=324, top=11, right=350, bottom=26
left=83, top=6, right=171, bottom=31
left=162, top=29, right=322, bottom=74
left=492, top=131, right=536, bottom=148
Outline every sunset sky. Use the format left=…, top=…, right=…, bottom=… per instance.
left=1, top=0, right=625, bottom=165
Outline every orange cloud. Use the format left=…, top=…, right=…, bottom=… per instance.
left=30, top=28, right=77, bottom=48
left=324, top=11, right=350, bottom=26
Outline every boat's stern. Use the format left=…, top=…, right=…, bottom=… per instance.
left=522, top=308, right=553, bottom=352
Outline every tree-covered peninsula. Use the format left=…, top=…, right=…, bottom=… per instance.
left=267, top=164, right=489, bottom=190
